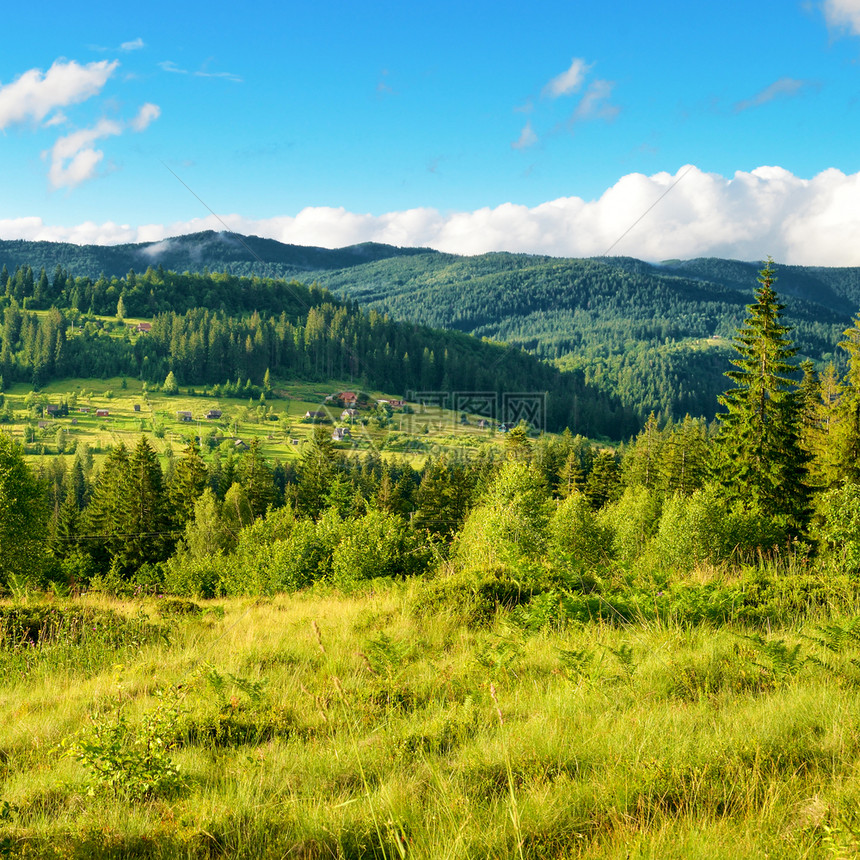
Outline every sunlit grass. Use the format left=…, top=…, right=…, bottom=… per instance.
left=2, top=585, right=859, bottom=858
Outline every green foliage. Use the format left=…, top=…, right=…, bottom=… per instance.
left=548, top=490, right=613, bottom=571
left=0, top=431, right=47, bottom=588
left=63, top=686, right=183, bottom=800
left=650, top=484, right=788, bottom=569
left=817, top=480, right=860, bottom=571
left=330, top=509, right=431, bottom=587
left=598, top=485, right=661, bottom=565
left=455, top=461, right=551, bottom=572
left=161, top=371, right=179, bottom=395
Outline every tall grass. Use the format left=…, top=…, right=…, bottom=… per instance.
left=1, top=581, right=860, bottom=858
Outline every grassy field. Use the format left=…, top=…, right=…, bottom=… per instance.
left=0, top=376, right=502, bottom=468
left=2, top=581, right=860, bottom=859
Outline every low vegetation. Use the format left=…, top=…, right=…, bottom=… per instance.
left=2, top=579, right=860, bottom=859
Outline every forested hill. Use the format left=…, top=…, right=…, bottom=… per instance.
left=299, top=252, right=854, bottom=421
left=0, top=232, right=432, bottom=279
left=3, top=232, right=860, bottom=422
left=0, top=266, right=638, bottom=439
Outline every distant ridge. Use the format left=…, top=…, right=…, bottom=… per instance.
left=0, top=231, right=434, bottom=279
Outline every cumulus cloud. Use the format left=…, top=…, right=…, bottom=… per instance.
left=823, top=0, right=860, bottom=34
left=734, top=77, right=812, bottom=112
left=7, top=166, right=860, bottom=266
left=44, top=104, right=161, bottom=189
left=0, top=59, right=117, bottom=129
left=542, top=58, right=591, bottom=98
left=511, top=120, right=537, bottom=150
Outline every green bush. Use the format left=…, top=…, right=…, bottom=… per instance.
left=455, top=461, right=551, bottom=572
left=817, top=480, right=860, bottom=572
left=547, top=490, right=613, bottom=571
left=63, top=688, right=183, bottom=800
left=331, top=510, right=432, bottom=587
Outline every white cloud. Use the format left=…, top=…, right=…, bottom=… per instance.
left=45, top=117, right=123, bottom=188
left=44, top=105, right=161, bottom=188
left=542, top=58, right=591, bottom=98
left=823, top=0, right=860, bottom=34
left=8, top=166, right=860, bottom=266
left=130, top=102, right=160, bottom=131
left=120, top=38, right=145, bottom=51
left=0, top=59, right=118, bottom=129
left=511, top=120, right=537, bottom=150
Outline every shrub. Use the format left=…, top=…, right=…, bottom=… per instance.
left=548, top=490, right=613, bottom=571
left=456, top=461, right=551, bottom=572
left=817, top=480, right=860, bottom=572
left=331, top=510, right=432, bottom=587
left=63, top=688, right=183, bottom=800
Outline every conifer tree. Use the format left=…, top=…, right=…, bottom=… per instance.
left=168, top=442, right=209, bottom=528
left=713, top=259, right=809, bottom=532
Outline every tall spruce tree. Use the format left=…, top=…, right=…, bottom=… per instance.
left=714, top=259, right=809, bottom=532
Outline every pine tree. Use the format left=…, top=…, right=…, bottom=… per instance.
left=713, top=259, right=809, bottom=532
left=168, top=442, right=209, bottom=529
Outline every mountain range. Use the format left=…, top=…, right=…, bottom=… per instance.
left=2, top=231, right=857, bottom=422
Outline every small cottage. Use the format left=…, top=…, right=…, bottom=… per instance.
left=332, top=427, right=351, bottom=442
left=206, top=409, right=222, bottom=420
left=177, top=411, right=193, bottom=422
left=96, top=409, right=109, bottom=417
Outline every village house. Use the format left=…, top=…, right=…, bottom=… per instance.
left=96, top=409, right=109, bottom=417
left=177, top=411, right=193, bottom=422
left=304, top=410, right=327, bottom=422
left=341, top=408, right=358, bottom=420
left=206, top=409, right=222, bottom=420
left=331, top=427, right=351, bottom=442
left=136, top=322, right=152, bottom=333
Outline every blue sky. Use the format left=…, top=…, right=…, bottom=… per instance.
left=2, top=0, right=860, bottom=263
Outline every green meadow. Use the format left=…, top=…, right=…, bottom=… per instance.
left=0, top=375, right=501, bottom=468
left=2, top=581, right=860, bottom=859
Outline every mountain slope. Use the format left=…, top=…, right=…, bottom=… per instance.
left=3, top=232, right=858, bottom=422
